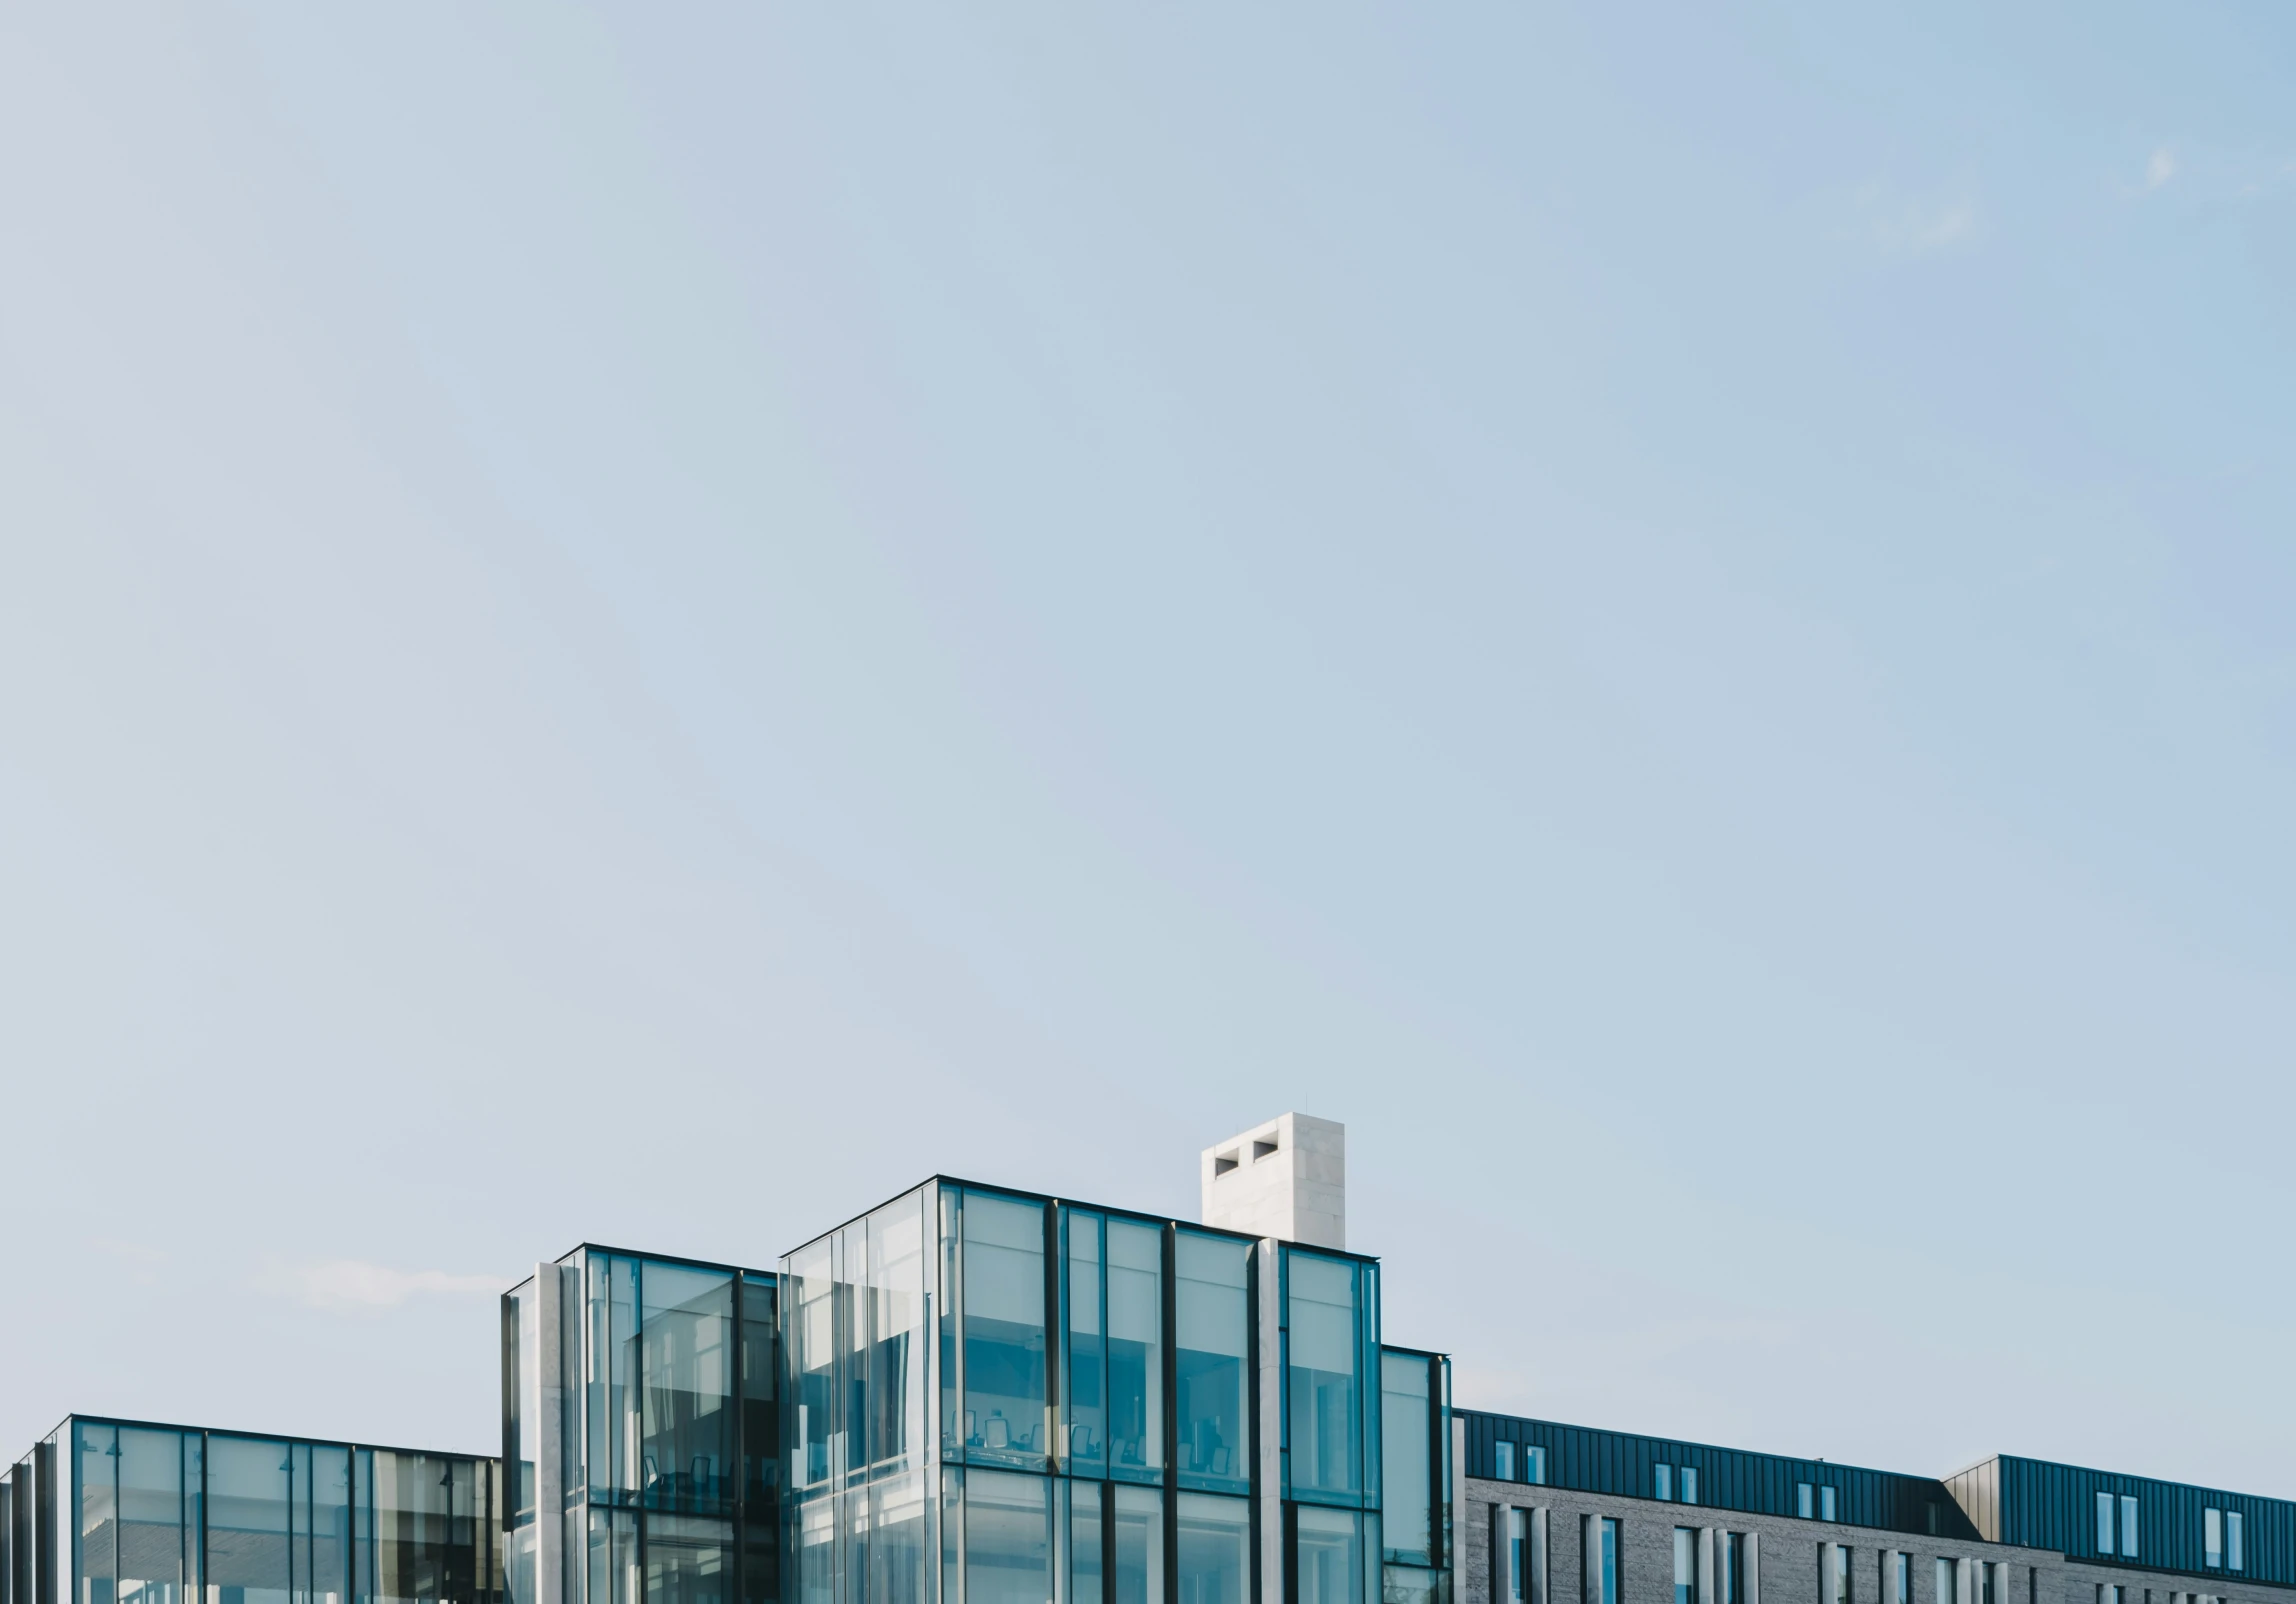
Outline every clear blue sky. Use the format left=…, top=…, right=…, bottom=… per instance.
left=4, top=5, right=2293, bottom=1492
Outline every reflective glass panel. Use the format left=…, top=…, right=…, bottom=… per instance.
left=118, top=1427, right=184, bottom=1604
left=1287, top=1255, right=1361, bottom=1499
left=2227, top=1514, right=2243, bottom=1573
left=1106, top=1223, right=1162, bottom=1480
left=1798, top=1487, right=1813, bottom=1521
left=1936, top=1560, right=1957, bottom=1604
left=1654, top=1467, right=1671, bottom=1504
left=590, top=1258, right=639, bottom=1504
left=1067, top=1215, right=1106, bottom=1477
left=740, top=1278, right=779, bottom=1516
left=1721, top=1535, right=1742, bottom=1604
left=79, top=1423, right=117, bottom=1604
left=962, top=1196, right=1049, bottom=1468
left=1298, top=1508, right=1364, bottom=1604
left=1378, top=1356, right=1430, bottom=1563
left=1493, top=1445, right=1513, bottom=1483
left=2119, top=1498, right=2138, bottom=1562
left=2098, top=1495, right=2114, bottom=1556
left=788, top=1243, right=837, bottom=1494
left=210, top=1438, right=293, bottom=1604
left=366, top=1452, right=475, bottom=1604
left=2205, top=1511, right=2222, bottom=1569
left=867, top=1200, right=930, bottom=1479
left=1176, top=1494, right=1250, bottom=1604
left=1680, top=1469, right=1696, bottom=1507
left=1071, top=1483, right=1104, bottom=1604
left=645, top=1516, right=732, bottom=1604
left=1820, top=1489, right=1836, bottom=1524
left=1502, top=1510, right=1525, bottom=1604
left=307, top=1447, right=350, bottom=1604
left=588, top=1509, right=640, bottom=1604
left=796, top=1500, right=835, bottom=1604
left=1525, top=1447, right=1545, bottom=1487
left=1835, top=1548, right=1850, bottom=1604
left=870, top=1475, right=928, bottom=1604
left=511, top=1281, right=538, bottom=1524
left=964, top=1473, right=1051, bottom=1604
left=1112, top=1487, right=1163, bottom=1604
left=641, top=1264, right=735, bottom=1512
left=1673, top=1529, right=1696, bottom=1604
left=1597, top=1520, right=1617, bottom=1604
left=1893, top=1554, right=1908, bottom=1604
left=1175, top=1237, right=1250, bottom=1493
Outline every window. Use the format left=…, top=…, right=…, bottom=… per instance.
left=1176, top=1493, right=1250, bottom=1604
left=1174, top=1234, right=1251, bottom=1495
left=1587, top=1518, right=1619, bottom=1604
left=1682, top=1468, right=1698, bottom=1506
left=1890, top=1554, right=1909, bottom=1604
left=1380, top=1353, right=1434, bottom=1565
left=2227, top=1513, right=2244, bottom=1573
left=1496, top=1443, right=1516, bottom=1482
left=1285, top=1252, right=1366, bottom=1498
left=2099, top=1493, right=2116, bottom=1556
left=1526, top=1446, right=1548, bottom=1486
left=1799, top=1485, right=1815, bottom=1520
left=1720, top=1535, right=1745, bottom=1604
left=1499, top=1508, right=1529, bottom=1604
left=1676, top=1529, right=1700, bottom=1604
left=1822, top=1546, right=1850, bottom=1604
left=1822, top=1488, right=1838, bottom=1524
left=2097, top=1586, right=2125, bottom=1604
left=1296, top=1506, right=1369, bottom=1604
left=2121, top=1497, right=2139, bottom=1561
left=1937, top=1558, right=1962, bottom=1604
left=1979, top=1563, right=1998, bottom=1604
left=2205, top=1510, right=2223, bottom=1571
left=1656, top=1466, right=1673, bottom=1503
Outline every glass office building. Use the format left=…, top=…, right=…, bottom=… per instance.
left=773, top=1179, right=1449, bottom=1604
left=1, top=1418, right=499, bottom=1604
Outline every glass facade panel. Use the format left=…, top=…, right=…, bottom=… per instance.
left=1936, top=1559, right=1958, bottom=1604
left=640, top=1264, right=735, bottom=1513
left=1066, top=1217, right=1106, bottom=1479
left=962, top=1197, right=1049, bottom=1470
left=1105, top=1224, right=1162, bottom=1483
left=2227, top=1513, right=2243, bottom=1573
left=2119, top=1498, right=2138, bottom=1562
left=2205, top=1511, right=2222, bottom=1570
left=1721, top=1535, right=1742, bottom=1604
left=511, top=1282, right=538, bottom=1527
left=1593, top=1520, right=1616, bottom=1604
left=1654, top=1467, right=1671, bottom=1504
left=1672, top=1530, right=1696, bottom=1604
left=869, top=1475, right=928, bottom=1604
left=789, top=1243, right=837, bottom=1496
left=1819, top=1490, right=1835, bottom=1524
left=117, top=1428, right=185, bottom=1604
left=1378, top=1357, right=1430, bottom=1565
left=2098, top=1495, right=2115, bottom=1556
left=741, top=1279, right=780, bottom=1521
left=1070, top=1484, right=1103, bottom=1604
left=589, top=1509, right=640, bottom=1604
left=1111, top=1487, right=1162, bottom=1604
left=1175, top=1238, right=1250, bottom=1494
left=644, top=1517, right=732, bottom=1604
left=963, top=1473, right=1051, bottom=1604
left=77, top=1424, right=116, bottom=1604
left=1175, top=1495, right=1249, bottom=1604
left=1299, top=1508, right=1367, bottom=1604
left=1492, top=1446, right=1512, bottom=1484
left=210, top=1438, right=293, bottom=1604
left=1679, top=1470, right=1695, bottom=1508
left=1288, top=1256, right=1362, bottom=1500
left=864, top=1201, right=929, bottom=1482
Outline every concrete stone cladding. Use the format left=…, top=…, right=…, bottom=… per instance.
left=1456, top=1475, right=2151, bottom=1604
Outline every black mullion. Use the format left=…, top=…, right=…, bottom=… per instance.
left=1160, top=1226, right=1178, bottom=1604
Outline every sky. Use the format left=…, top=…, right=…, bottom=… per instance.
left=3, top=3, right=2294, bottom=1494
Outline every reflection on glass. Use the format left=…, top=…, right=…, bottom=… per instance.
left=1499, top=1509, right=1526, bottom=1604
left=2096, top=1494, right=2114, bottom=1556
left=964, top=1472, right=1051, bottom=1604
left=645, top=1516, right=731, bottom=1604
left=788, top=1243, right=837, bottom=1493
left=866, top=1201, right=928, bottom=1479
left=2229, top=1512, right=2244, bottom=1573
left=80, top=1422, right=119, bottom=1604
left=1106, top=1224, right=1161, bottom=1480
left=1596, top=1519, right=1617, bottom=1604
left=1819, top=1489, right=1835, bottom=1524
left=1680, top=1469, right=1696, bottom=1507
left=1494, top=1444, right=1513, bottom=1482
left=1719, top=1535, right=1741, bottom=1604
left=1891, top=1553, right=1907, bottom=1604
left=512, top=1282, right=538, bottom=1525
left=1176, top=1494, right=1249, bottom=1604
left=588, top=1258, right=638, bottom=1504
left=1378, top=1355, right=1430, bottom=1563
left=210, top=1437, right=292, bottom=1604
left=2119, top=1497, right=2138, bottom=1562
left=1286, top=1255, right=1360, bottom=1499
left=1654, top=1467, right=1671, bottom=1504
left=1673, top=1529, right=1696, bottom=1604
left=1071, top=1482, right=1104, bottom=1604
left=1067, top=1213, right=1105, bottom=1476
left=120, top=1427, right=187, bottom=1604
left=2205, top=1509, right=2222, bottom=1569
left=589, top=1509, right=640, bottom=1604
left=1525, top=1446, right=1546, bottom=1487
left=796, top=1500, right=836, bottom=1604
left=1296, top=1507, right=1364, bottom=1604
left=1175, top=1236, right=1249, bottom=1492
left=962, top=1196, right=1048, bottom=1468
left=1112, top=1487, right=1163, bottom=1604
left=740, top=1278, right=779, bottom=1516
left=870, top=1475, right=928, bottom=1604
left=1935, top=1558, right=1958, bottom=1604
left=640, top=1265, right=734, bottom=1512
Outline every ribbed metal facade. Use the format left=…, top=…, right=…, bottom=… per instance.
left=1459, top=1410, right=1979, bottom=1541
left=1957, top=1455, right=2296, bottom=1587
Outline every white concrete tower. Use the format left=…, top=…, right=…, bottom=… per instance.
left=1198, top=1111, right=1345, bottom=1249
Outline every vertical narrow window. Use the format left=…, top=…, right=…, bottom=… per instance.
left=1600, top=1520, right=1619, bottom=1604
left=1720, top=1534, right=1743, bottom=1604
left=1285, top=1252, right=1364, bottom=1498
left=1106, top=1219, right=1164, bottom=1478
left=1893, top=1553, right=1909, bottom=1604
left=2098, top=1493, right=2116, bottom=1556
left=1174, top=1234, right=1251, bottom=1495
left=1834, top=1546, right=1851, bottom=1604
left=1527, top=1447, right=1547, bottom=1487
left=2120, top=1498, right=2139, bottom=1561
left=1821, top=1489, right=1837, bottom=1524
left=1068, top=1213, right=1107, bottom=1478
left=1799, top=1486, right=1814, bottom=1520
left=1674, top=1529, right=1698, bottom=1604
left=2204, top=1510, right=2223, bottom=1570
left=962, top=1193, right=1049, bottom=1469
left=1681, top=1469, right=1697, bottom=1507
left=1936, top=1558, right=1958, bottom=1604
left=2226, top=1513, right=2243, bottom=1573
left=1379, top=1352, right=1434, bottom=1565
left=1500, top=1508, right=1527, bottom=1604
left=1495, top=1444, right=1515, bottom=1483
left=1655, top=1466, right=1673, bottom=1504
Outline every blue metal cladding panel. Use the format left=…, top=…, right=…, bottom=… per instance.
left=1995, top=1455, right=2296, bottom=1586
left=1458, top=1410, right=1979, bottom=1541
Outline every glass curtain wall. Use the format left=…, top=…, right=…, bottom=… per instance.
left=505, top=1250, right=778, bottom=1604
left=797, top=1185, right=1273, bottom=1604
left=1375, top=1351, right=1448, bottom=1604
left=62, top=1421, right=496, bottom=1604
left=1280, top=1254, right=1378, bottom=1509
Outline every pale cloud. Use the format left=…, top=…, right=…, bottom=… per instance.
left=2144, top=146, right=2177, bottom=191
left=263, top=1258, right=506, bottom=1314
left=1853, top=183, right=1978, bottom=254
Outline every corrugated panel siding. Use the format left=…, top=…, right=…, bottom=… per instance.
left=1459, top=1410, right=1979, bottom=1541
left=1996, top=1455, right=2296, bottom=1586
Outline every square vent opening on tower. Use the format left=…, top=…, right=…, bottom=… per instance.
left=1252, top=1138, right=1279, bottom=1161
left=1214, top=1150, right=1240, bottom=1177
